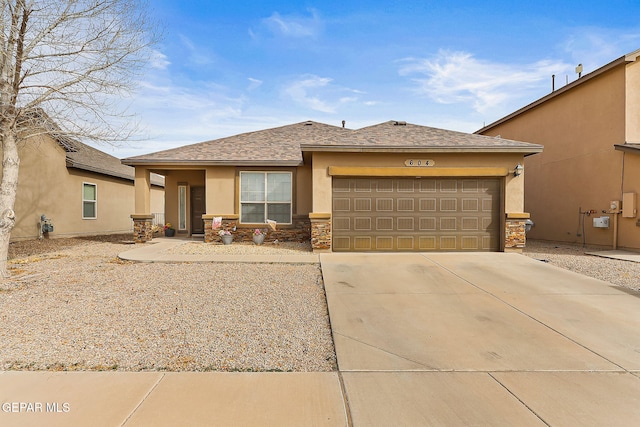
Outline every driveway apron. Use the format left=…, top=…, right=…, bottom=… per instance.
left=320, top=252, right=640, bottom=427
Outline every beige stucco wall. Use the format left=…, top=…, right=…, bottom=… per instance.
left=3, top=134, right=161, bottom=241
left=479, top=64, right=633, bottom=248
left=205, top=167, right=235, bottom=214
left=626, top=60, right=640, bottom=142
left=310, top=151, right=525, bottom=214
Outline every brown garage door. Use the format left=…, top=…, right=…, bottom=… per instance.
left=332, top=177, right=500, bottom=252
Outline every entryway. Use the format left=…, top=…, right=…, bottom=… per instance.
left=190, top=186, right=205, bottom=235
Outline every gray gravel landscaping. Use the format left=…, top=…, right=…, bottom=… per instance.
left=523, top=240, right=639, bottom=292
left=1, top=239, right=336, bottom=372
left=0, top=236, right=637, bottom=373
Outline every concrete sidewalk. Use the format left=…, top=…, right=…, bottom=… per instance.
left=585, top=249, right=640, bottom=263
left=0, top=372, right=347, bottom=426
left=117, top=237, right=319, bottom=264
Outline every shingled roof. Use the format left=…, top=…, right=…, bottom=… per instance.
left=59, top=138, right=164, bottom=187
left=122, top=121, right=349, bottom=166
left=301, top=121, right=543, bottom=153
left=122, top=120, right=542, bottom=167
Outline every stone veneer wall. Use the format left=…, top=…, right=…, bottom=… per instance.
left=505, top=217, right=527, bottom=251
left=203, top=215, right=310, bottom=244
left=310, top=217, right=331, bottom=251
left=131, top=215, right=154, bottom=243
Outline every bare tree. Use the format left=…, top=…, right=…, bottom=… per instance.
left=0, top=0, right=156, bottom=277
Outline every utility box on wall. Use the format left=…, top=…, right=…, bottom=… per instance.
left=593, top=216, right=610, bottom=228
left=622, top=192, right=637, bottom=218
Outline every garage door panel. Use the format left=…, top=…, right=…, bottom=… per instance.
left=333, top=217, right=351, bottom=231
left=333, top=177, right=500, bottom=252
left=377, top=198, right=394, bottom=211
left=419, top=179, right=437, bottom=192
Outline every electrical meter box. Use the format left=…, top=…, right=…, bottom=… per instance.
left=593, top=216, right=610, bottom=228
left=622, top=192, right=637, bottom=218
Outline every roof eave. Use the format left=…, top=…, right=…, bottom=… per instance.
left=66, top=160, right=133, bottom=181
left=614, top=143, right=640, bottom=154
left=301, top=145, right=543, bottom=154
left=121, top=159, right=303, bottom=167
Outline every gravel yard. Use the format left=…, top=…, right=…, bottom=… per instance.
left=0, top=235, right=638, bottom=373
left=166, top=241, right=312, bottom=255
left=1, top=236, right=336, bottom=372
left=523, top=240, right=640, bottom=292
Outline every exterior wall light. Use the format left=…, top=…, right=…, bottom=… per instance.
left=513, top=163, right=524, bottom=177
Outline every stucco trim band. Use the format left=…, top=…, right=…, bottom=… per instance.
left=327, top=166, right=509, bottom=177
left=309, top=212, right=331, bottom=220
left=506, top=212, right=531, bottom=219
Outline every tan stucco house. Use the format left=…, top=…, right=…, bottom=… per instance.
left=123, top=120, right=542, bottom=252
left=2, top=132, right=164, bottom=241
left=477, top=49, right=640, bottom=250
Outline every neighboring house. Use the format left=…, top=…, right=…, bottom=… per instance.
left=1, top=132, right=164, bottom=241
left=123, top=120, right=541, bottom=252
left=477, top=49, right=640, bottom=250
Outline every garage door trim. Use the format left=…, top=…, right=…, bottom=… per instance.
left=328, top=166, right=509, bottom=177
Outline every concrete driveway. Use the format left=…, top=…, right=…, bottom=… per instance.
left=320, top=252, right=640, bottom=426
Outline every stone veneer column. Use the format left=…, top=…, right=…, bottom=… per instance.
left=130, top=214, right=154, bottom=243
left=309, top=213, right=332, bottom=252
left=203, top=214, right=239, bottom=243
left=202, top=215, right=214, bottom=243
left=505, top=213, right=530, bottom=252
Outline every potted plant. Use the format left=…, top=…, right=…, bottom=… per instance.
left=218, top=229, right=233, bottom=245
left=164, top=223, right=175, bottom=237
left=252, top=228, right=266, bottom=245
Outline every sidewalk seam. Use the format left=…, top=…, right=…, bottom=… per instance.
left=337, top=371, right=354, bottom=427
left=120, top=373, right=165, bottom=426
left=487, top=372, right=551, bottom=427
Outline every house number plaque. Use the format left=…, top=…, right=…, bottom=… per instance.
left=404, top=159, right=435, bottom=167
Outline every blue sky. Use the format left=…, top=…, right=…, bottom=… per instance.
left=106, top=0, right=640, bottom=158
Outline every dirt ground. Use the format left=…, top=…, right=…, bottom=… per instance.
left=8, top=233, right=134, bottom=260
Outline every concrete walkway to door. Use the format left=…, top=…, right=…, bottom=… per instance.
left=320, top=252, right=640, bottom=426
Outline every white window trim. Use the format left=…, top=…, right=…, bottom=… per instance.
left=82, top=182, right=97, bottom=220
left=239, top=171, right=293, bottom=225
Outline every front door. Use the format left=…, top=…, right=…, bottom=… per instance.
left=191, top=186, right=205, bottom=234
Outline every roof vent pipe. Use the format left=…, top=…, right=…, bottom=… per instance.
left=341, top=120, right=345, bottom=128
left=552, top=74, right=555, bottom=92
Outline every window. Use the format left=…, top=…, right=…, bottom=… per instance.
left=240, top=172, right=292, bottom=224
left=178, top=185, right=187, bottom=230
left=82, top=183, right=97, bottom=219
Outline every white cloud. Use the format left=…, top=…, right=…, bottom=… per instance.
left=399, top=50, right=570, bottom=114
left=262, top=9, right=322, bottom=38
left=149, top=50, right=170, bottom=70
left=178, top=34, right=215, bottom=66
left=247, top=77, right=263, bottom=91
left=561, top=27, right=640, bottom=73
left=283, top=75, right=365, bottom=113
left=283, top=75, right=337, bottom=113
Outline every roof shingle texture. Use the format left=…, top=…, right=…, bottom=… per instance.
left=123, top=121, right=349, bottom=165
left=302, top=121, right=539, bottom=149
left=62, top=138, right=164, bottom=186
left=122, top=120, right=541, bottom=166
